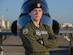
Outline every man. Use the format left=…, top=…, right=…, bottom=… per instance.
left=20, top=2, right=58, bottom=55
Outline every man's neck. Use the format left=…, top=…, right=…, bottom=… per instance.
left=33, top=20, right=40, bottom=28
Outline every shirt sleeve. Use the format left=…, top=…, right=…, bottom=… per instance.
left=43, top=26, right=59, bottom=48
left=20, top=27, right=48, bottom=53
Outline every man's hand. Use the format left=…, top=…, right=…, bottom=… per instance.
left=37, top=39, right=44, bottom=45
left=40, top=40, right=44, bottom=45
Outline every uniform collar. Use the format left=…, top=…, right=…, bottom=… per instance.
left=30, top=20, right=43, bottom=29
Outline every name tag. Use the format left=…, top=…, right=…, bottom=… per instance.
left=41, top=31, right=48, bottom=34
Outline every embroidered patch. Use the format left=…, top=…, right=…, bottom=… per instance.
left=22, top=28, right=29, bottom=34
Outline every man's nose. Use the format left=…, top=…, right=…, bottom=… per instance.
left=35, top=11, right=39, bottom=15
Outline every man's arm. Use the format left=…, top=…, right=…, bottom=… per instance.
left=43, top=26, right=59, bottom=48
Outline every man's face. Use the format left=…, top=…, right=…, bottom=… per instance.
left=29, top=8, right=43, bottom=21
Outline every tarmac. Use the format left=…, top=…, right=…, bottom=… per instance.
left=1, top=35, right=73, bottom=55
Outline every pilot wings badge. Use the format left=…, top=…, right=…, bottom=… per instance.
left=36, top=30, right=41, bottom=36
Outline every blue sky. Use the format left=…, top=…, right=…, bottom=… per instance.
left=0, top=0, right=73, bottom=24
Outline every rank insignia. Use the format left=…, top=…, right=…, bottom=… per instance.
left=37, top=3, right=41, bottom=8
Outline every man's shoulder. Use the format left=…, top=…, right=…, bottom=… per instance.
left=21, top=22, right=31, bottom=31
left=42, top=23, right=51, bottom=28
left=21, top=22, right=33, bottom=34
left=23, top=22, right=31, bottom=28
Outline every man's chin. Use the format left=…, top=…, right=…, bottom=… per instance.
left=33, top=19, right=40, bottom=21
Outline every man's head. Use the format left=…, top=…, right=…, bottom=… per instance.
left=29, top=3, right=43, bottom=21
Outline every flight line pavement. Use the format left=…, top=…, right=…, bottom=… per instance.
left=1, top=35, right=72, bottom=55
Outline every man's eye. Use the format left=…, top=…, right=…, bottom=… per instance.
left=39, top=10, right=41, bottom=12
